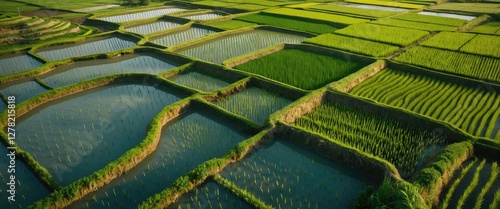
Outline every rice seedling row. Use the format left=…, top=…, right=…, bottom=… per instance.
left=69, top=111, right=249, bottom=209
left=0, top=144, right=50, bottom=209
left=469, top=21, right=500, bottom=35
left=219, top=138, right=374, bottom=209
left=151, top=27, right=217, bottom=47
left=350, top=68, right=500, bottom=139
left=440, top=158, right=499, bottom=209
left=420, top=32, right=476, bottom=51
left=304, top=33, right=399, bottom=57
left=235, top=13, right=338, bottom=34
left=392, top=13, right=468, bottom=27
left=0, top=80, right=48, bottom=103
left=373, top=18, right=458, bottom=31
left=206, top=20, right=257, bottom=30
left=178, top=29, right=306, bottom=64
left=459, top=35, right=500, bottom=58
left=182, top=13, right=223, bottom=20
left=97, top=7, right=186, bottom=23
left=235, top=48, right=366, bottom=90
left=263, top=8, right=369, bottom=25
left=41, top=54, right=181, bottom=88
left=335, top=23, right=429, bottom=46
left=346, top=0, right=424, bottom=9
left=394, top=46, right=500, bottom=82
left=0, top=54, right=43, bottom=76
left=308, top=4, right=399, bottom=18
left=213, top=87, right=293, bottom=125
left=167, top=180, right=253, bottom=209
left=167, top=71, right=230, bottom=92
left=292, top=101, right=447, bottom=178
left=125, top=21, right=183, bottom=35
left=16, top=83, right=185, bottom=186
left=36, top=37, right=136, bottom=61
left=417, top=11, right=475, bottom=21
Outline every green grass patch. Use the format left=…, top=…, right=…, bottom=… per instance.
left=335, top=23, right=429, bottom=46
left=235, top=48, right=365, bottom=90
left=263, top=8, right=369, bottom=25
left=206, top=19, right=257, bottom=30
left=235, top=13, right=338, bottom=34
left=305, top=33, right=399, bottom=57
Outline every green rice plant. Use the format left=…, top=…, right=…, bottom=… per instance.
left=235, top=48, right=365, bottom=90
left=263, top=8, right=369, bottom=25
left=192, top=1, right=236, bottom=7
left=308, top=4, right=399, bottom=18
left=227, top=4, right=269, bottom=11
left=304, top=33, right=399, bottom=57
left=207, top=20, right=257, bottom=30
left=393, top=13, right=467, bottom=27
left=292, top=101, right=447, bottom=178
left=490, top=189, right=500, bottom=209
left=455, top=159, right=487, bottom=209
left=420, top=32, right=476, bottom=50
left=440, top=159, right=478, bottom=209
left=459, top=34, right=500, bottom=58
left=394, top=46, right=500, bottom=82
left=473, top=162, right=499, bottom=209
left=214, top=87, right=292, bottom=124
left=235, top=13, right=338, bottom=34
left=335, top=23, right=429, bottom=46
left=373, top=18, right=457, bottom=31
left=346, top=0, right=424, bottom=9
left=470, top=21, right=500, bottom=35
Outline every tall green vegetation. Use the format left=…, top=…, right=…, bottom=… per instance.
left=350, top=68, right=500, bottom=138
left=264, top=8, right=368, bottom=25
left=353, top=179, right=425, bottom=209
left=373, top=18, right=457, bottom=31
left=305, top=34, right=399, bottom=57
left=335, top=23, right=429, bottom=46
left=235, top=49, right=365, bottom=90
left=235, top=13, right=337, bottom=34
left=293, top=101, right=447, bottom=178
left=420, top=32, right=476, bottom=50
left=393, top=13, right=467, bottom=27
left=394, top=46, right=500, bottom=82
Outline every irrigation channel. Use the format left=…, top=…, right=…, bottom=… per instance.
left=68, top=110, right=250, bottom=208
left=15, top=82, right=186, bottom=186
left=219, top=138, right=377, bottom=209
left=178, top=29, right=307, bottom=64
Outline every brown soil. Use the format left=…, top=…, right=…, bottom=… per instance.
left=21, top=9, right=71, bottom=18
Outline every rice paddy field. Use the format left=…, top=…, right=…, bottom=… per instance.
left=0, top=0, right=499, bottom=208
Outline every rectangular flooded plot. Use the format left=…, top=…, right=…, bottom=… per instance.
left=0, top=80, right=47, bottom=103
left=68, top=111, right=249, bottom=209
left=151, top=27, right=217, bottom=47
left=36, top=37, right=136, bottom=61
left=214, top=87, right=293, bottom=125
left=292, top=101, right=447, bottom=178
left=179, top=29, right=307, bottom=64
left=0, top=54, right=43, bottom=76
left=97, top=7, right=185, bottom=23
left=182, top=13, right=223, bottom=20
left=125, top=20, right=183, bottom=34
left=168, top=71, right=231, bottom=92
left=168, top=180, right=252, bottom=209
left=220, top=139, right=374, bottom=208
left=41, top=53, right=182, bottom=88
left=418, top=11, right=475, bottom=21
left=15, top=83, right=185, bottom=186
left=75, top=4, right=120, bottom=12
left=0, top=145, right=50, bottom=208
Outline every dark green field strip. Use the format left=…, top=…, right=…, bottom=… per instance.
left=350, top=69, right=500, bottom=139
left=392, top=13, right=467, bottom=27
left=308, top=4, right=399, bottom=18
left=421, top=32, right=476, bottom=51
left=235, top=48, right=366, bottom=90
left=235, top=13, right=338, bottom=34
left=305, top=33, right=399, bottom=57
left=394, top=46, right=500, bottom=83
left=373, top=18, right=458, bottom=31
left=292, top=101, right=447, bottom=178
left=335, top=23, right=429, bottom=46
left=206, top=20, right=257, bottom=30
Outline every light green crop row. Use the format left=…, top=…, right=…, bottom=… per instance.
left=305, top=33, right=399, bottom=57
left=335, top=23, right=429, bottom=46
left=263, top=8, right=369, bottom=25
